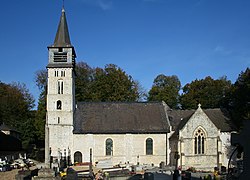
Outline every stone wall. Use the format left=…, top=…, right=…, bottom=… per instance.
left=73, top=133, right=167, bottom=166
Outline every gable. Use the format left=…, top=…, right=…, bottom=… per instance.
left=74, top=102, right=171, bottom=134
left=169, top=107, right=234, bottom=140
left=180, top=107, right=218, bottom=138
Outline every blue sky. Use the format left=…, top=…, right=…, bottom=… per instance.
left=0, top=0, right=249, bottom=106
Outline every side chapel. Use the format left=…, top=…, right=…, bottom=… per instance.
left=45, top=8, right=234, bottom=171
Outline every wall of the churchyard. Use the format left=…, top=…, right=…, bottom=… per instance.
left=73, top=133, right=167, bottom=166
left=178, top=108, right=220, bottom=171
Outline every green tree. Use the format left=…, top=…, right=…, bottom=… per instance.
left=0, top=81, right=35, bottom=147
left=223, top=68, right=250, bottom=129
left=90, top=64, right=140, bottom=101
left=148, top=74, right=181, bottom=109
left=34, top=70, right=47, bottom=143
left=180, top=76, right=231, bottom=109
left=75, top=62, right=94, bottom=102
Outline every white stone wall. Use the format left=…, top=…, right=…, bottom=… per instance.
left=48, top=125, right=73, bottom=157
left=46, top=51, right=75, bottom=160
left=220, top=132, right=231, bottom=167
left=179, top=107, right=220, bottom=171
left=73, top=133, right=167, bottom=166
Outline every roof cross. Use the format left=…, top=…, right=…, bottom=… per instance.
left=198, top=103, right=201, bottom=108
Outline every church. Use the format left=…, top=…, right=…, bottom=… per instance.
left=45, top=8, right=234, bottom=171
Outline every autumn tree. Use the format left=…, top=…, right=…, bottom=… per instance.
left=180, top=76, right=232, bottom=109
left=148, top=74, right=181, bottom=109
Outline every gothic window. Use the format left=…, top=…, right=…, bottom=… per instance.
left=146, top=138, right=153, bottom=155
left=58, top=117, right=60, bottom=124
left=106, top=138, right=113, bottom=156
left=57, top=100, right=62, bottom=110
left=194, top=128, right=206, bottom=154
left=57, top=80, right=63, bottom=94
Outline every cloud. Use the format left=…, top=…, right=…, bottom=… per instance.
left=80, top=0, right=113, bottom=10
left=98, top=0, right=113, bottom=10
left=214, top=45, right=232, bottom=55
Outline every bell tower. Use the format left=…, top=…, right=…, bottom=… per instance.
left=45, top=7, right=76, bottom=168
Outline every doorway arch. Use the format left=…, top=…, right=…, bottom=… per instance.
left=74, top=151, right=82, bottom=163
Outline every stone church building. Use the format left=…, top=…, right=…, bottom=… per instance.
left=45, top=8, right=234, bottom=171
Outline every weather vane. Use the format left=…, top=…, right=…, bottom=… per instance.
left=63, top=0, right=65, bottom=8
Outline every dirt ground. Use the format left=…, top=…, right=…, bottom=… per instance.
left=0, top=166, right=38, bottom=180
left=0, top=168, right=20, bottom=180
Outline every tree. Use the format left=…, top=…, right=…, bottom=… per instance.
left=223, top=68, right=250, bottom=129
left=180, top=76, right=232, bottom=109
left=34, top=70, right=47, bottom=144
left=89, top=64, right=140, bottom=101
left=0, top=81, right=35, bottom=147
left=148, top=74, right=181, bottom=109
left=75, top=62, right=94, bottom=102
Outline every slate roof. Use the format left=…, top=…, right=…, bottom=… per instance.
left=169, top=108, right=235, bottom=139
left=74, top=102, right=171, bottom=134
left=51, top=8, right=72, bottom=47
left=204, top=108, right=234, bottom=132
left=167, top=109, right=194, bottom=131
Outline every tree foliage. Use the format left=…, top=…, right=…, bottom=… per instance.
left=180, top=76, right=232, bottom=109
left=148, top=74, right=181, bottom=109
left=89, top=64, right=140, bottom=101
left=75, top=62, right=94, bottom=102
left=223, top=68, right=250, bottom=129
left=75, top=63, right=142, bottom=102
left=34, top=70, right=47, bottom=144
left=0, top=81, right=35, bottom=147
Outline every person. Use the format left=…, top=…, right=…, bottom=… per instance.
left=95, top=170, right=103, bottom=180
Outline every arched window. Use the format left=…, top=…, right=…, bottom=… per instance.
left=57, top=100, right=62, bottom=110
left=74, top=151, right=82, bottom=163
left=146, top=138, right=153, bottom=155
left=194, top=128, right=206, bottom=154
left=57, top=80, right=63, bottom=94
left=106, top=138, right=113, bottom=156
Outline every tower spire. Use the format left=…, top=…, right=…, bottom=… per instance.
left=53, top=6, right=72, bottom=47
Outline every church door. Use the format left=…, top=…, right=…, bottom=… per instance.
left=74, top=151, right=82, bottom=163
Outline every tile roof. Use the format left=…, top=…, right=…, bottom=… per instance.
left=74, top=102, right=171, bottom=134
